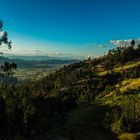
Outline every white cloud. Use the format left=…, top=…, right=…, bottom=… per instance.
left=98, top=45, right=106, bottom=48
left=0, top=47, right=83, bottom=59
left=5, top=48, right=58, bottom=56
left=134, top=38, right=140, bottom=44
left=110, top=38, right=140, bottom=47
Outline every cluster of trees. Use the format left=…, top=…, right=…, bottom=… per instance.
left=103, top=40, right=140, bottom=70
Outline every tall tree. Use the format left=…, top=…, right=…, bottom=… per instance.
left=0, top=20, right=11, bottom=49
left=0, top=20, right=17, bottom=80
left=131, top=39, right=135, bottom=47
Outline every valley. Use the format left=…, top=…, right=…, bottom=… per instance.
left=0, top=58, right=78, bottom=81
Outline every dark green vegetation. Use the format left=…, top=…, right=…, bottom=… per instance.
left=0, top=40, right=140, bottom=140
left=0, top=21, right=17, bottom=83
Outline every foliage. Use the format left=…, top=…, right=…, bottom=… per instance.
left=0, top=21, right=17, bottom=82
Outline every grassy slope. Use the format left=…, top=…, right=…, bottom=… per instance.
left=118, top=132, right=140, bottom=140
left=49, top=103, right=116, bottom=140
left=98, top=60, right=140, bottom=76
left=119, top=78, right=140, bottom=92
left=48, top=59, right=140, bottom=140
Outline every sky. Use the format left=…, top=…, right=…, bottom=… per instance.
left=0, top=0, right=140, bottom=58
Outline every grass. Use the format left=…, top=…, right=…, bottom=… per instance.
left=118, top=132, right=140, bottom=140
left=53, top=103, right=116, bottom=140
left=118, top=133, right=136, bottom=140
left=118, top=78, right=140, bottom=93
left=98, top=60, right=140, bottom=76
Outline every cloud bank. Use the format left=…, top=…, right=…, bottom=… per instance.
left=110, top=38, right=140, bottom=47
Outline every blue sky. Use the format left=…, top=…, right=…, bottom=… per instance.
left=0, top=0, right=140, bottom=58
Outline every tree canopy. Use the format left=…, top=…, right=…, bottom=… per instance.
left=0, top=20, right=11, bottom=49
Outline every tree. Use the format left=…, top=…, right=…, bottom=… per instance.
left=0, top=95, right=7, bottom=139
left=131, top=39, right=135, bottom=47
left=0, top=21, right=17, bottom=81
left=0, top=20, right=11, bottom=49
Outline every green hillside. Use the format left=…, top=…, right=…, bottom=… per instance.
left=0, top=43, right=140, bottom=140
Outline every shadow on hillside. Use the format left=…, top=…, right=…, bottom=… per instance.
left=50, top=103, right=118, bottom=140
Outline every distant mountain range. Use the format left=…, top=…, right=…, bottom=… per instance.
left=7, top=55, right=53, bottom=61
left=5, top=54, right=83, bottom=61
left=0, top=56, right=79, bottom=69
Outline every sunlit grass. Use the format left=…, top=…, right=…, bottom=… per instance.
left=118, top=132, right=140, bottom=140
left=118, top=133, right=136, bottom=140
left=98, top=60, right=140, bottom=76
left=120, top=78, right=140, bottom=93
